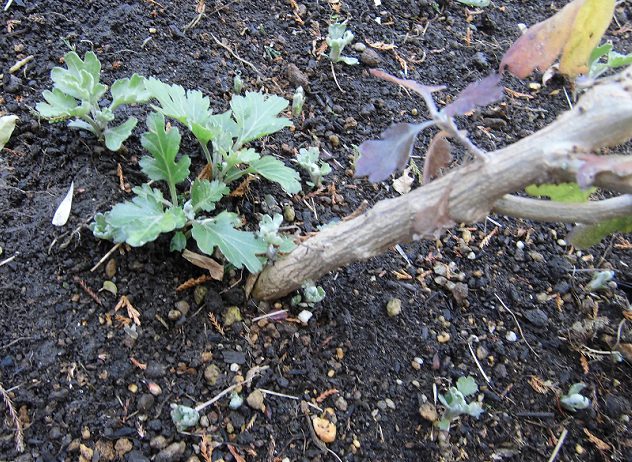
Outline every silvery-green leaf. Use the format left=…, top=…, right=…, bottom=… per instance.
left=52, top=181, right=74, bottom=227
left=192, top=211, right=268, bottom=273
left=567, top=383, right=586, bottom=396
left=170, top=404, right=200, bottom=432
left=68, top=119, right=97, bottom=134
left=456, top=376, right=479, bottom=397
left=170, top=231, right=187, bottom=252
left=339, top=56, right=359, bottom=65
left=190, top=179, right=229, bottom=214
left=139, top=112, right=190, bottom=187
left=235, top=148, right=261, bottom=163
left=104, top=185, right=187, bottom=246
left=230, top=92, right=291, bottom=146
left=145, top=78, right=215, bottom=145
left=104, top=117, right=138, bottom=151
left=561, top=394, right=591, bottom=411
left=36, top=89, right=91, bottom=119
left=466, top=402, right=484, bottom=418
left=0, top=115, right=19, bottom=150
left=248, top=156, right=301, bottom=195
left=436, top=419, right=451, bottom=431
left=110, top=74, right=150, bottom=110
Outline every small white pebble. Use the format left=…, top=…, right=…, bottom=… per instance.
left=557, top=239, right=567, bottom=246
left=516, top=241, right=524, bottom=250
left=467, top=251, right=476, bottom=260
left=298, top=310, right=313, bottom=324
left=506, top=331, right=518, bottom=342
left=414, top=357, right=424, bottom=366
left=230, top=363, right=240, bottom=372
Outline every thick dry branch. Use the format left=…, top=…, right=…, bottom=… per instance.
left=253, top=67, right=632, bottom=300
left=493, top=194, right=632, bottom=224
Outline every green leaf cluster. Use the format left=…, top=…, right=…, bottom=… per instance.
left=296, top=147, right=332, bottom=188
left=36, top=51, right=150, bottom=151
left=588, top=42, right=632, bottom=80
left=91, top=113, right=298, bottom=274
left=327, top=22, right=358, bottom=66
left=436, top=376, right=484, bottom=431
left=145, top=78, right=301, bottom=195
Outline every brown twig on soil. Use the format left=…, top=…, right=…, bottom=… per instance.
left=546, top=427, right=568, bottom=462
left=210, top=34, right=261, bottom=77
left=90, top=242, right=122, bottom=272
left=175, top=274, right=214, bottom=292
left=207, top=313, right=225, bottom=337
left=0, top=382, right=25, bottom=453
left=193, top=366, right=268, bottom=413
left=73, top=276, right=103, bottom=306
left=330, top=62, right=344, bottom=93
left=494, top=294, right=539, bottom=358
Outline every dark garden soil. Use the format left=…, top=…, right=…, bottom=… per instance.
left=1, top=0, right=632, bottom=461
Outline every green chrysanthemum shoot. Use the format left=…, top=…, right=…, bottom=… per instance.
left=36, top=50, right=150, bottom=151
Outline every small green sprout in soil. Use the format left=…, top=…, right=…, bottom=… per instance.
left=170, top=403, right=200, bottom=432
left=257, top=213, right=296, bottom=262
left=233, top=74, right=244, bottom=94
left=291, top=280, right=326, bottom=306
left=327, top=22, right=358, bottom=65
left=436, top=376, right=484, bottom=431
left=587, top=270, right=615, bottom=291
left=560, top=383, right=591, bottom=412
left=296, top=146, right=332, bottom=188
left=36, top=50, right=150, bottom=151
left=292, top=86, right=305, bottom=117
left=579, top=42, right=632, bottom=87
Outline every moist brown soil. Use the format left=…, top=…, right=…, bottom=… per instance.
left=1, top=1, right=632, bottom=461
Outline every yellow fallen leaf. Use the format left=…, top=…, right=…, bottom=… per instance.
left=559, top=0, right=615, bottom=76
left=501, top=0, right=615, bottom=79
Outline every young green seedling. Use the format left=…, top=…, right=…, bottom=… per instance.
left=436, top=376, right=484, bottom=431
left=257, top=213, right=296, bottom=261
left=296, top=147, right=332, bottom=188
left=560, top=383, right=591, bottom=412
left=92, top=108, right=303, bottom=273
left=326, top=22, right=358, bottom=65
left=144, top=78, right=301, bottom=194
left=36, top=51, right=150, bottom=151
left=291, top=280, right=326, bottom=306
left=578, top=42, right=632, bottom=87
left=292, top=86, right=305, bottom=117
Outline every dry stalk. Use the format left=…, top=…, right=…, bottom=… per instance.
left=0, top=382, right=25, bottom=453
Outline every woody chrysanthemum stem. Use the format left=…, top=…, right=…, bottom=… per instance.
left=253, top=67, right=632, bottom=300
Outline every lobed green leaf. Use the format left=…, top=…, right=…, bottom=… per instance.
left=248, top=156, right=301, bottom=195
left=104, top=117, right=138, bottom=151
left=110, top=74, right=151, bottom=110
left=96, top=184, right=186, bottom=247
left=190, top=179, right=229, bottom=214
left=230, top=92, right=291, bottom=147
left=145, top=77, right=215, bottom=145
left=36, top=88, right=91, bottom=119
left=139, top=112, right=190, bottom=186
left=192, top=211, right=268, bottom=273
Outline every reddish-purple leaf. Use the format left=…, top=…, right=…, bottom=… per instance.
left=370, top=68, right=446, bottom=98
left=442, top=74, right=504, bottom=117
left=576, top=154, right=632, bottom=188
left=423, top=131, right=453, bottom=184
left=355, top=123, right=424, bottom=183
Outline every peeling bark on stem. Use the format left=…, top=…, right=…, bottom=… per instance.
left=253, top=67, right=632, bottom=301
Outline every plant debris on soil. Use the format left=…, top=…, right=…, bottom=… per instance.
left=1, top=1, right=632, bottom=461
